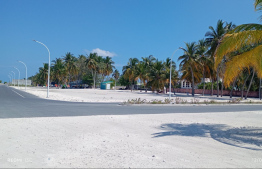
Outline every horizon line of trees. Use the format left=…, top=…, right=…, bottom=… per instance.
left=29, top=0, right=262, bottom=100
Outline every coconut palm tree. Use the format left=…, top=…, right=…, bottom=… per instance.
left=205, top=20, right=233, bottom=97
left=63, top=52, right=77, bottom=85
left=38, top=63, right=49, bottom=86
left=86, top=53, right=99, bottom=88
left=215, top=0, right=262, bottom=91
left=178, top=42, right=199, bottom=96
left=112, top=69, right=120, bottom=90
left=103, top=56, right=115, bottom=78
left=197, top=39, right=212, bottom=96
left=136, top=61, right=149, bottom=91
left=52, top=58, right=66, bottom=87
left=76, top=54, right=88, bottom=81
left=122, top=58, right=139, bottom=91
left=148, top=60, right=167, bottom=92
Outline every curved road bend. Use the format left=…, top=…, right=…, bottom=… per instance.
left=0, top=85, right=261, bottom=119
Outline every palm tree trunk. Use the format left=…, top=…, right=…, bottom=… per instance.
left=221, top=77, right=223, bottom=97
left=93, top=71, right=96, bottom=89
left=202, top=68, right=205, bottom=96
left=211, top=78, right=214, bottom=96
left=216, top=67, right=219, bottom=97
left=245, top=70, right=255, bottom=99
left=230, top=78, right=237, bottom=98
left=191, top=66, right=195, bottom=97
left=115, top=79, right=116, bottom=90
left=241, top=74, right=250, bottom=99
left=258, top=78, right=261, bottom=100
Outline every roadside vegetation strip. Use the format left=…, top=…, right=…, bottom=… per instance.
left=11, top=89, right=25, bottom=98
left=122, top=97, right=262, bottom=105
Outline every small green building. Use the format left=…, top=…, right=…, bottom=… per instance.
left=100, top=81, right=113, bottom=90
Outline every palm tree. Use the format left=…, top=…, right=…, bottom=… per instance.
left=86, top=53, right=98, bottom=88
left=178, top=42, right=199, bottom=96
left=205, top=20, right=228, bottom=97
left=136, top=61, right=149, bottom=91
left=122, top=58, right=139, bottom=91
left=52, top=58, right=66, bottom=87
left=63, top=52, right=77, bottom=85
left=103, top=56, right=115, bottom=78
left=215, top=0, right=262, bottom=91
left=148, top=60, right=166, bottom=92
left=76, top=54, right=87, bottom=81
left=112, top=69, right=120, bottom=90
left=197, top=39, right=212, bottom=96
left=38, top=63, right=49, bottom=86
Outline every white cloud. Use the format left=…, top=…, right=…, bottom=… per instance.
left=86, top=48, right=116, bottom=57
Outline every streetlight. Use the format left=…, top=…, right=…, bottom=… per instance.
left=14, top=67, right=20, bottom=89
left=8, top=75, right=11, bottom=85
left=11, top=71, right=15, bottom=87
left=169, top=47, right=182, bottom=101
left=18, top=61, right=27, bottom=91
left=33, top=40, right=50, bottom=98
left=9, top=73, right=13, bottom=85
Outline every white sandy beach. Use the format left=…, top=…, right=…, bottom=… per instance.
left=12, top=86, right=262, bottom=103
left=1, top=86, right=262, bottom=168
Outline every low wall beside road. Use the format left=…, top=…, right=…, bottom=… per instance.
left=169, top=88, right=259, bottom=98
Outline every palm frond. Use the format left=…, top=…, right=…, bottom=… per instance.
left=215, top=26, right=262, bottom=68
left=223, top=44, right=262, bottom=87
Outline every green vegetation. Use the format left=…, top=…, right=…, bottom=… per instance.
left=30, top=0, right=262, bottom=101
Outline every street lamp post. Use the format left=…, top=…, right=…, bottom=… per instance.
left=14, top=67, right=20, bottom=89
left=18, top=61, right=28, bottom=91
left=8, top=75, right=11, bottom=85
left=9, top=73, right=13, bottom=85
left=169, top=47, right=182, bottom=101
left=33, top=40, right=50, bottom=98
left=11, top=71, right=15, bottom=86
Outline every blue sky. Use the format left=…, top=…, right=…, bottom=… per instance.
left=0, top=0, right=260, bottom=82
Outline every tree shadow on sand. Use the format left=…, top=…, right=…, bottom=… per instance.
left=152, top=123, right=262, bottom=151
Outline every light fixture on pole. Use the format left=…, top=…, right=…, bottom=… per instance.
left=18, top=61, right=27, bottom=91
left=33, top=40, right=50, bottom=98
left=14, top=67, right=20, bottom=89
left=169, top=47, right=182, bottom=101
left=11, top=71, right=15, bottom=86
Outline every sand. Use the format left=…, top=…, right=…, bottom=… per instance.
left=11, top=86, right=262, bottom=103
left=1, top=86, right=262, bottom=168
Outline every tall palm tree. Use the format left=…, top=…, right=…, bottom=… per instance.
left=122, top=58, right=139, bottom=91
left=148, top=60, right=166, bottom=92
left=86, top=53, right=98, bottom=88
left=39, top=63, right=49, bottom=86
left=52, top=58, right=66, bottom=87
left=136, top=61, right=149, bottom=91
left=63, top=52, right=77, bottom=85
left=112, top=69, right=120, bottom=90
left=103, top=56, right=115, bottom=78
left=76, top=54, right=87, bottom=81
left=178, top=42, right=199, bottom=97
left=205, top=20, right=228, bottom=97
left=197, top=39, right=212, bottom=96
left=215, top=0, right=262, bottom=90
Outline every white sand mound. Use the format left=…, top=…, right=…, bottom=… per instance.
left=1, top=112, right=262, bottom=168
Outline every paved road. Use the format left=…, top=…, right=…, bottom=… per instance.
left=0, top=84, right=262, bottom=119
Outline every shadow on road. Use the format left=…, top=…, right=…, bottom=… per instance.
left=152, top=123, right=262, bottom=151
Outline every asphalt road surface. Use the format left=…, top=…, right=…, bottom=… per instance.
left=0, top=84, right=262, bottom=119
